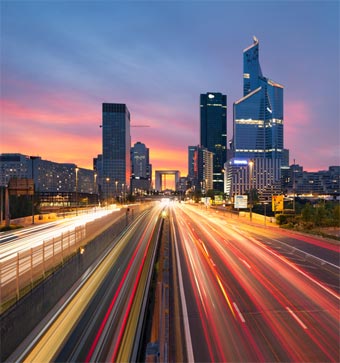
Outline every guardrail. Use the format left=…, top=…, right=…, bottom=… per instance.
left=0, top=226, right=86, bottom=309
left=0, top=209, right=130, bottom=311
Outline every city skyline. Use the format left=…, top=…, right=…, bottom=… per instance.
left=1, top=1, right=339, bottom=177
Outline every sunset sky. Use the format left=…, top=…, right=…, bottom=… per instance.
left=1, top=0, right=339, bottom=178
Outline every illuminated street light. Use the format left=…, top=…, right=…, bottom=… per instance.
left=106, top=177, right=110, bottom=207
left=75, top=167, right=79, bottom=216
left=248, top=160, right=254, bottom=221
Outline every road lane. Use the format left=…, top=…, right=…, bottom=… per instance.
left=171, top=203, right=339, bottom=362
left=0, top=208, right=119, bottom=260
left=19, top=203, right=164, bottom=363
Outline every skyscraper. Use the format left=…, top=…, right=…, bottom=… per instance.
left=200, top=92, right=227, bottom=191
left=188, top=145, right=213, bottom=192
left=130, top=141, right=152, bottom=192
left=102, top=103, right=131, bottom=200
left=226, top=37, right=287, bottom=198
left=233, top=36, right=285, bottom=161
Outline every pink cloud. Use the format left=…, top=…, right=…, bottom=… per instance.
left=284, top=99, right=339, bottom=170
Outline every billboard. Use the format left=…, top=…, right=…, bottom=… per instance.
left=272, top=195, right=284, bottom=212
left=234, top=195, right=248, bottom=209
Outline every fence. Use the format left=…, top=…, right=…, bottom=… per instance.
left=0, top=208, right=131, bottom=310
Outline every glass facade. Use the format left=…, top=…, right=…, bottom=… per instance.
left=188, top=145, right=213, bottom=192
left=234, top=37, right=284, bottom=162
left=130, top=141, right=152, bottom=192
left=200, top=92, right=227, bottom=191
left=102, top=103, right=131, bottom=199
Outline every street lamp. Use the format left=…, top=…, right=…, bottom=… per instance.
left=248, top=160, right=254, bottom=221
left=94, top=173, right=97, bottom=205
left=75, top=167, right=79, bottom=216
left=106, top=177, right=110, bottom=207
left=115, top=180, right=118, bottom=201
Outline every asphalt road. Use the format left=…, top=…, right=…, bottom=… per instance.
left=171, top=202, right=339, bottom=363
left=17, top=203, right=164, bottom=363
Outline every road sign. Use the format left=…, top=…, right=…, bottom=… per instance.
left=272, top=195, right=284, bottom=212
left=234, top=195, right=248, bottom=209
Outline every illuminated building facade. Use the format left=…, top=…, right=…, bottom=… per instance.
left=233, top=36, right=285, bottom=161
left=200, top=92, right=227, bottom=191
left=0, top=153, right=98, bottom=208
left=225, top=157, right=282, bottom=199
left=130, top=141, right=152, bottom=192
left=102, top=103, right=131, bottom=199
left=226, top=37, right=288, bottom=199
left=188, top=145, right=213, bottom=193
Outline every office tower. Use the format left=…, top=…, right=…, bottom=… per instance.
left=102, top=103, right=131, bottom=200
left=200, top=92, right=227, bottom=191
left=130, top=141, right=152, bottom=192
left=226, top=37, right=287, bottom=199
left=188, top=145, right=213, bottom=193
left=233, top=36, right=284, bottom=161
left=187, top=146, right=196, bottom=183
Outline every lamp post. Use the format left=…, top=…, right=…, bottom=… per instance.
left=94, top=173, right=97, bottom=206
left=75, top=167, right=79, bottom=216
left=106, top=177, right=110, bottom=207
left=115, top=180, right=118, bottom=201
left=248, top=160, right=254, bottom=221
left=263, top=202, right=268, bottom=226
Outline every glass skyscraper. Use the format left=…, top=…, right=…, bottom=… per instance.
left=226, top=37, right=287, bottom=198
left=200, top=92, right=227, bottom=191
left=102, top=103, right=131, bottom=199
left=233, top=36, right=284, bottom=161
left=130, top=141, right=152, bottom=192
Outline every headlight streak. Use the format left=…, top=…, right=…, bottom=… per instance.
left=0, top=209, right=120, bottom=261
left=110, top=233, right=152, bottom=362
left=175, top=203, right=339, bottom=362
left=21, top=211, right=140, bottom=363
left=85, top=207, right=161, bottom=363
left=169, top=205, right=195, bottom=363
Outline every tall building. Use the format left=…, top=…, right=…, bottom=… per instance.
left=233, top=36, right=285, bottom=162
left=188, top=145, right=213, bottom=193
left=130, top=141, right=152, bottom=192
left=226, top=37, right=288, bottom=199
left=200, top=92, right=227, bottom=191
left=102, top=103, right=131, bottom=199
left=0, top=153, right=98, bottom=208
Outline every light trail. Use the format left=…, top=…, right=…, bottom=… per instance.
left=0, top=208, right=120, bottom=261
left=172, top=202, right=339, bottom=362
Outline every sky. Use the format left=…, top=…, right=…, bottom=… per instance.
left=1, top=0, right=339, bottom=178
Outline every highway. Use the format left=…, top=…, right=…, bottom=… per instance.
left=171, top=202, right=339, bottom=363
left=0, top=207, right=119, bottom=260
left=3, top=200, right=339, bottom=362
left=11, top=203, right=164, bottom=363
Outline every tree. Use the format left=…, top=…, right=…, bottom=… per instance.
left=301, top=203, right=314, bottom=223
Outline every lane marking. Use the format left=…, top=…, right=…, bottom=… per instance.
left=241, top=259, right=251, bottom=269
left=233, top=302, right=246, bottom=323
left=286, top=306, right=308, bottom=330
left=172, top=216, right=195, bottom=363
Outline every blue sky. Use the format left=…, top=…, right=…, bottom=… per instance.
left=1, top=0, right=339, bottom=174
